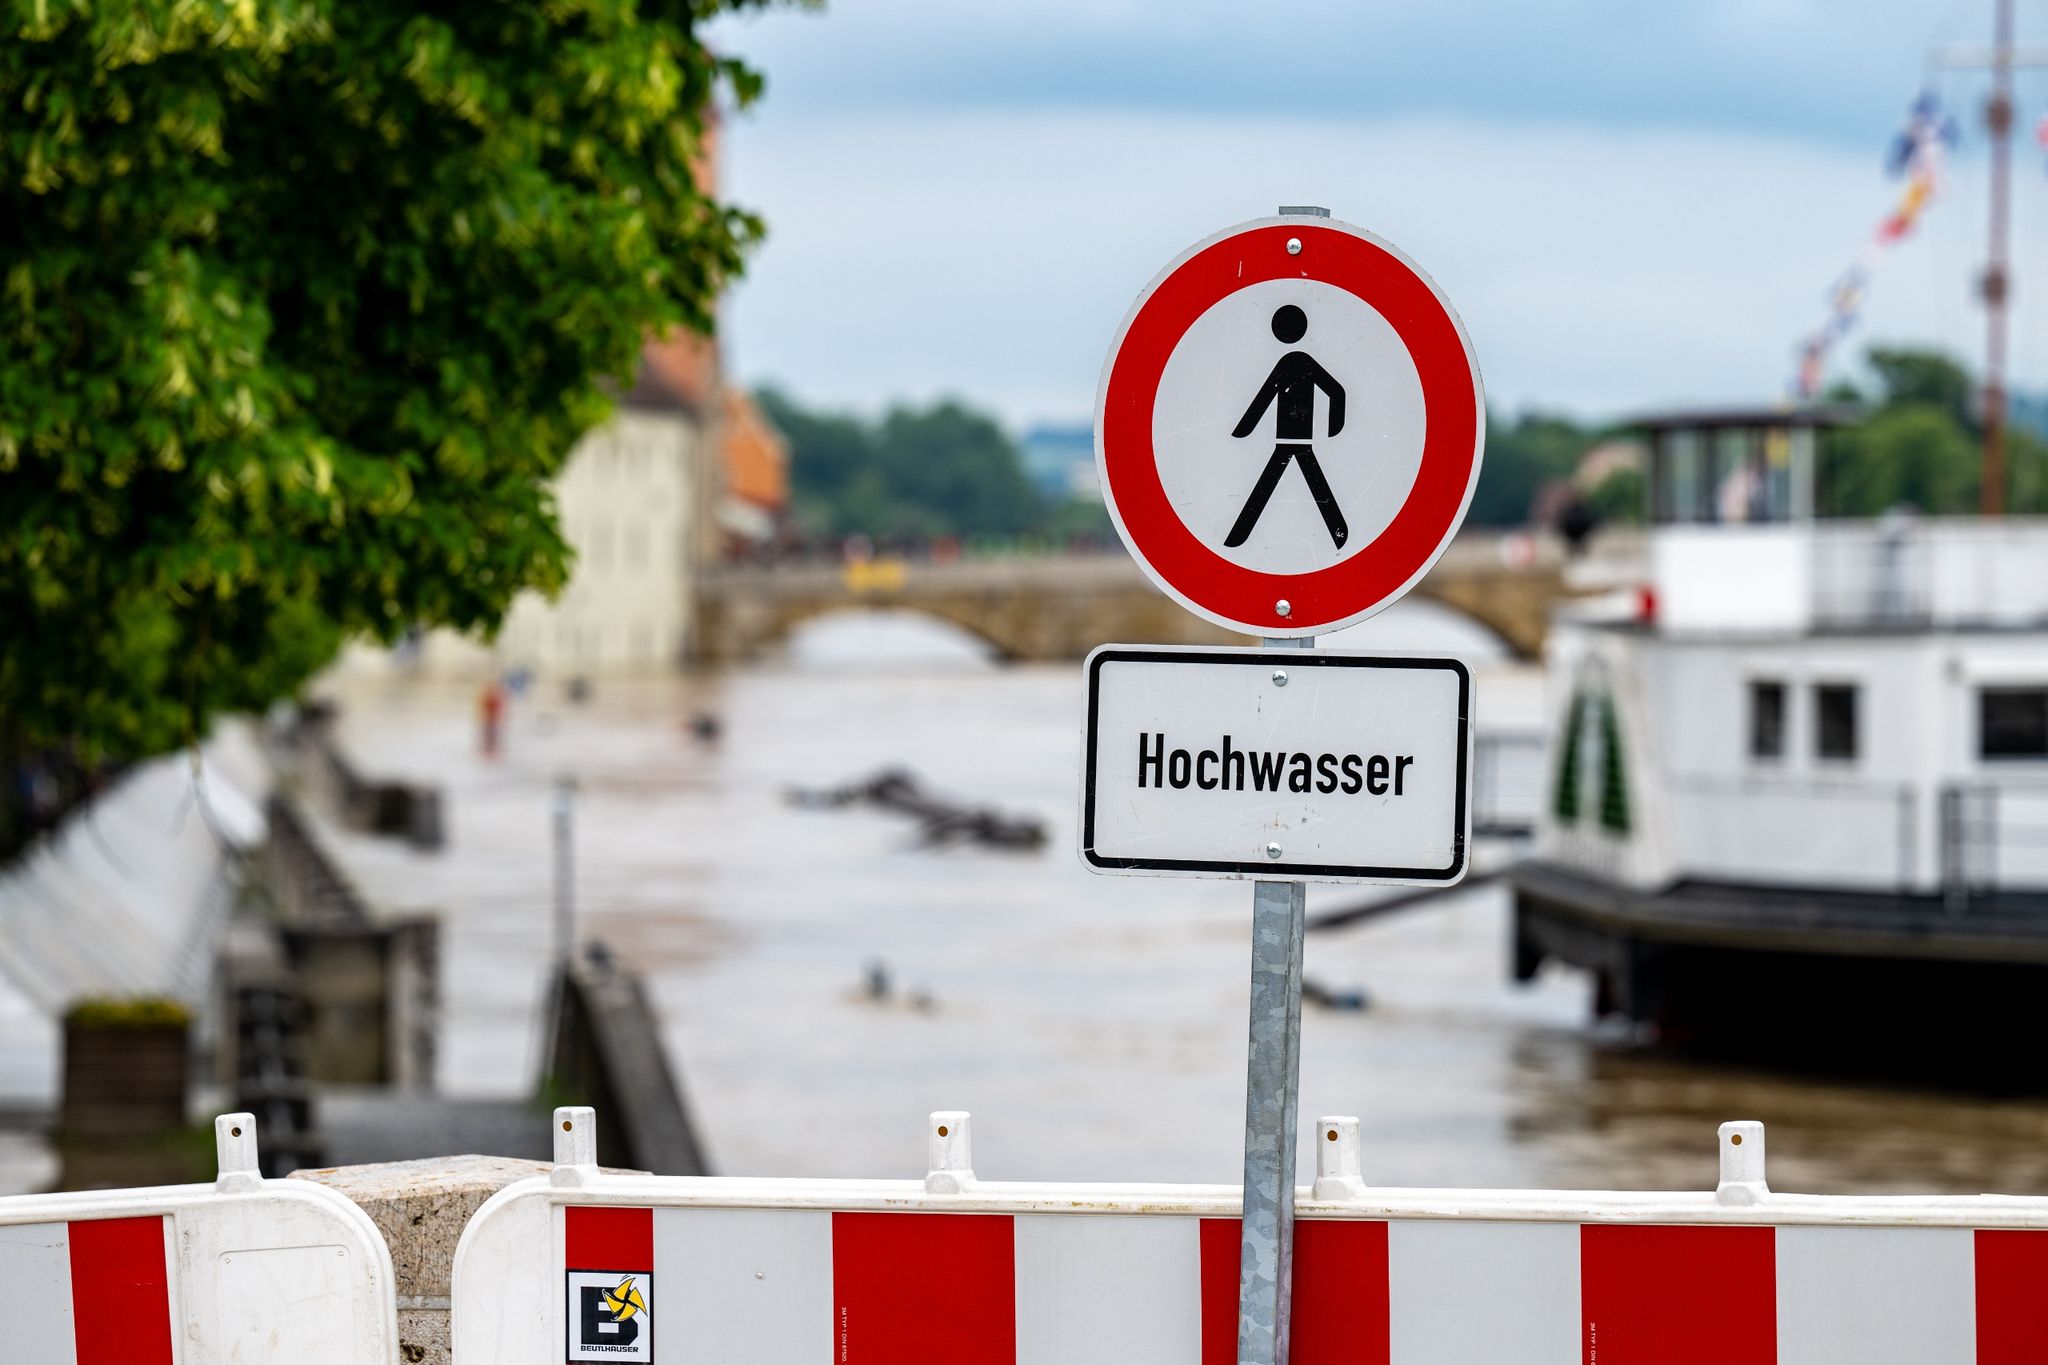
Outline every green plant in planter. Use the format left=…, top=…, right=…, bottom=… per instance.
left=65, top=997, right=192, bottom=1030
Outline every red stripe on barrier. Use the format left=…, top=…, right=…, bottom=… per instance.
left=831, top=1212, right=1015, bottom=1364
left=1975, top=1229, right=2048, bottom=1364
left=1199, top=1218, right=1241, bottom=1365
left=1580, top=1224, right=1776, bottom=1365
left=1294, top=1220, right=1390, bottom=1365
left=1199, top=1219, right=1391, bottom=1364
left=68, top=1216, right=172, bottom=1365
left=566, top=1206, right=653, bottom=1269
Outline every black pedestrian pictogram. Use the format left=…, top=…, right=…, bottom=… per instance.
left=1226, top=304, right=1349, bottom=549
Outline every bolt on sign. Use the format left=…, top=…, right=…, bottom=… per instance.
left=0, top=1114, right=400, bottom=1365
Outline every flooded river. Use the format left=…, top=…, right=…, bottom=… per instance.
left=313, top=604, right=2048, bottom=1197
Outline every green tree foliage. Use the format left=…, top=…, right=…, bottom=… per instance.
left=1821, top=404, right=1978, bottom=516
left=1819, top=345, right=2048, bottom=516
left=1585, top=467, right=1645, bottom=525
left=758, top=388, right=1048, bottom=539
left=2, top=0, right=773, bottom=763
left=1467, top=411, right=1601, bottom=526
left=1866, top=347, right=1975, bottom=432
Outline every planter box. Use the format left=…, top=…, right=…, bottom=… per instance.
left=61, top=1019, right=188, bottom=1137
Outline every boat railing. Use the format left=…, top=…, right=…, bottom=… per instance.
left=1665, top=773, right=1920, bottom=893
left=1809, top=522, right=1932, bottom=628
left=1472, top=730, right=1546, bottom=839
left=1809, top=518, right=2048, bottom=631
left=1939, top=781, right=2048, bottom=907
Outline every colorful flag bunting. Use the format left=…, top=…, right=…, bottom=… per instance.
left=1793, top=89, right=1958, bottom=398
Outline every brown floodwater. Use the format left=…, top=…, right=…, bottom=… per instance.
left=310, top=605, right=2048, bottom=1198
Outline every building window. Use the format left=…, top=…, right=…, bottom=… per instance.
left=1816, top=683, right=1858, bottom=761
left=1749, top=680, right=1786, bottom=759
left=1981, top=687, right=2048, bottom=759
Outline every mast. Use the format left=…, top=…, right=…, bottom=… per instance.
left=1983, top=0, right=2014, bottom=516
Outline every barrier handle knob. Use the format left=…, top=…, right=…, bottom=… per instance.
left=214, top=1113, right=261, bottom=1190
left=926, top=1111, right=974, bottom=1194
left=1717, top=1120, right=1769, bottom=1206
left=553, top=1107, right=599, bottom=1185
left=1312, top=1116, right=1365, bottom=1201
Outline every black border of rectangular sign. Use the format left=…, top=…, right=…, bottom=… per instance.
left=1081, top=647, right=1470, bottom=881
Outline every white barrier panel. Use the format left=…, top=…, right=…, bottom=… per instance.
left=454, top=1110, right=2048, bottom=1365
left=0, top=1113, right=399, bottom=1365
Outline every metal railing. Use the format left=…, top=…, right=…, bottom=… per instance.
left=1810, top=523, right=1931, bottom=628
left=1939, top=781, right=2048, bottom=907
left=1665, top=774, right=1920, bottom=893
left=1472, top=731, right=1546, bottom=839
left=1809, top=518, right=2048, bottom=630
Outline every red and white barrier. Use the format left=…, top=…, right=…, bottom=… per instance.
left=0, top=1114, right=399, bottom=1365
left=453, top=1110, right=2048, bottom=1365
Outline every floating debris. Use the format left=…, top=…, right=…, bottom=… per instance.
left=1302, top=977, right=1369, bottom=1012
left=789, top=767, right=1046, bottom=851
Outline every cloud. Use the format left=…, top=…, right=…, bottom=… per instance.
left=720, top=105, right=2018, bottom=425
left=712, top=0, right=1958, bottom=147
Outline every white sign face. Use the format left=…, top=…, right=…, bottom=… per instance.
left=1080, top=646, right=1469, bottom=883
left=1153, top=278, right=1427, bottom=578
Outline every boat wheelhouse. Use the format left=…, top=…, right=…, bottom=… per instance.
left=1512, top=406, right=2048, bottom=1067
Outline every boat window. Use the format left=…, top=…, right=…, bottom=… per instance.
left=1758, top=428, right=1793, bottom=522
left=1659, top=430, right=1703, bottom=523
left=1816, top=684, right=1858, bottom=761
left=1712, top=428, right=1753, bottom=524
left=1749, top=681, right=1786, bottom=759
left=1981, top=687, right=2048, bottom=759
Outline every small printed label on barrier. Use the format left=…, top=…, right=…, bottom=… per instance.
left=566, top=1269, right=653, bottom=1361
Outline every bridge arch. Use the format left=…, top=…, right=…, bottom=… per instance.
left=692, top=544, right=1565, bottom=666
left=778, top=606, right=1005, bottom=666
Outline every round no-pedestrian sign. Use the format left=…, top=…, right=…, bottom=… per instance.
left=1094, top=216, right=1484, bottom=637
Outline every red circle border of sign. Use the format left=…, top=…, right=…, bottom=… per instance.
left=1095, top=220, right=1484, bottom=636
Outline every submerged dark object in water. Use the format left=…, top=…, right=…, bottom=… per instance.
left=789, top=766, right=1047, bottom=851
left=1302, top=977, right=1369, bottom=1012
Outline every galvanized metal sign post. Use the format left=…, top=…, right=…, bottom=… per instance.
left=1089, top=205, right=1484, bottom=1364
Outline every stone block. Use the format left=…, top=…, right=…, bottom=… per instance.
left=290, top=1154, right=555, bottom=1365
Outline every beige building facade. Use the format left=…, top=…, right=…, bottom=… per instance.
left=494, top=400, right=709, bottom=674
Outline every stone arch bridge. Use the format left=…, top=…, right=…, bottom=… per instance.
left=694, top=534, right=1589, bottom=664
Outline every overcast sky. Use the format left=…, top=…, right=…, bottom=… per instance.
left=707, top=1, right=2048, bottom=428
